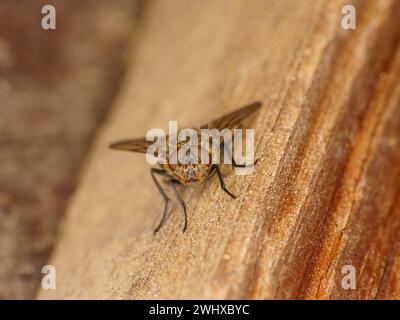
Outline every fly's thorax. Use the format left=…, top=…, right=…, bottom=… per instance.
left=164, top=141, right=212, bottom=184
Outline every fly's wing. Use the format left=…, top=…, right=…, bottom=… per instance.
left=199, top=101, right=262, bottom=164
left=200, top=101, right=262, bottom=130
left=109, top=137, right=151, bottom=153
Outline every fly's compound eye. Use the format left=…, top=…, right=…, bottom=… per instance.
left=197, top=146, right=211, bottom=165
left=168, top=150, right=178, bottom=171
left=176, top=145, right=210, bottom=165
left=169, top=146, right=211, bottom=173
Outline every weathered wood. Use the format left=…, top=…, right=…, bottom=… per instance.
left=38, top=0, right=400, bottom=299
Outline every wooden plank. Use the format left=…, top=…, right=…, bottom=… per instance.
left=37, top=0, right=400, bottom=299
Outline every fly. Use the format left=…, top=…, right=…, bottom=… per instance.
left=109, top=101, right=262, bottom=233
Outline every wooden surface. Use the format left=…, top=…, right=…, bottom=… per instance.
left=37, top=0, right=400, bottom=299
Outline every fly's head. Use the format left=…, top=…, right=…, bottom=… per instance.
left=166, top=139, right=212, bottom=184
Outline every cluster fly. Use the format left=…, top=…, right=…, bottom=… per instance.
left=109, top=101, right=262, bottom=233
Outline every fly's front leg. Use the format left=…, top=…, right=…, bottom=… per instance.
left=151, top=168, right=171, bottom=234
left=232, top=157, right=259, bottom=168
left=170, top=180, right=188, bottom=232
left=211, top=165, right=237, bottom=199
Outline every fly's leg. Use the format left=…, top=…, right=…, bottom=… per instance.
left=212, top=165, right=237, bottom=199
left=151, top=168, right=171, bottom=234
left=170, top=180, right=188, bottom=232
left=232, top=157, right=259, bottom=168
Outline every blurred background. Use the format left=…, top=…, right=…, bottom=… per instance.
left=2, top=0, right=399, bottom=301
left=0, top=0, right=144, bottom=298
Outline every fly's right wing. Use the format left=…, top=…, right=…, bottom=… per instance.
left=201, top=101, right=262, bottom=130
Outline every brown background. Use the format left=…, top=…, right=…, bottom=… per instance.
left=0, top=0, right=142, bottom=299
left=0, top=0, right=399, bottom=299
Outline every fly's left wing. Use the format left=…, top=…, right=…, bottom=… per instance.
left=109, top=137, right=151, bottom=153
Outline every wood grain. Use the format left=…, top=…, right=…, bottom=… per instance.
left=37, top=0, right=400, bottom=299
